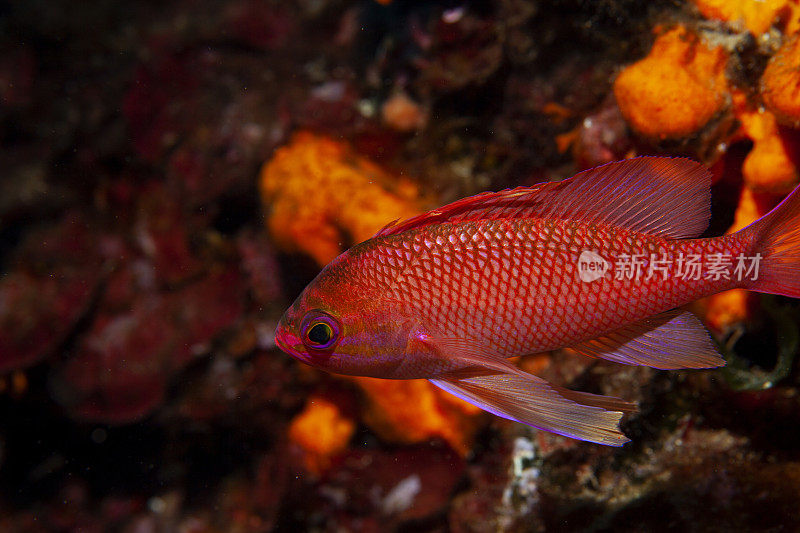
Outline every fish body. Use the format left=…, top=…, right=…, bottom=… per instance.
left=361, top=217, right=748, bottom=364
left=275, top=158, right=800, bottom=445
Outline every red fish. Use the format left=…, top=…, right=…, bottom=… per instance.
left=274, top=158, right=800, bottom=445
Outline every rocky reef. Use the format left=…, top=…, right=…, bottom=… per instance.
left=1, top=0, right=800, bottom=531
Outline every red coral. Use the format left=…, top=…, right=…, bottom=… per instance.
left=0, top=272, right=93, bottom=373
left=122, top=53, right=200, bottom=163
left=224, top=1, right=294, bottom=50
left=319, top=443, right=465, bottom=525
left=0, top=213, right=103, bottom=373
left=237, top=231, right=282, bottom=307
left=52, top=266, right=245, bottom=423
left=132, top=183, right=204, bottom=286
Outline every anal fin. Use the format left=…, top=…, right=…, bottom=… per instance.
left=430, top=372, right=633, bottom=446
left=553, top=386, right=637, bottom=413
left=569, top=310, right=725, bottom=370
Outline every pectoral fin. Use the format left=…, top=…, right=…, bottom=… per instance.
left=569, top=310, right=725, bottom=369
left=418, top=333, right=518, bottom=375
left=430, top=372, right=632, bottom=446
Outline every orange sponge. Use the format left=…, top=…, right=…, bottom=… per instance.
left=739, top=107, right=799, bottom=193
left=761, top=34, right=800, bottom=128
left=351, top=376, right=482, bottom=456
left=259, top=131, right=421, bottom=265
left=691, top=0, right=800, bottom=36
left=263, top=134, right=484, bottom=454
left=701, top=187, right=761, bottom=332
left=288, top=395, right=356, bottom=474
left=613, top=26, right=729, bottom=140
left=703, top=289, right=750, bottom=333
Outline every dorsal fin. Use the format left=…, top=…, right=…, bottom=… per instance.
left=375, top=157, right=712, bottom=240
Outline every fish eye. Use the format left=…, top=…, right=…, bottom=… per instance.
left=308, top=322, right=332, bottom=345
left=301, top=311, right=340, bottom=351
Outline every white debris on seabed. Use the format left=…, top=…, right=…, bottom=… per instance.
left=500, top=436, right=542, bottom=526
left=381, top=474, right=422, bottom=515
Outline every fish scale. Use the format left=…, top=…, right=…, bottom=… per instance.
left=276, top=157, right=800, bottom=445
left=380, top=218, right=748, bottom=358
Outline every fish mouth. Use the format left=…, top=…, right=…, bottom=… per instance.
left=274, top=325, right=310, bottom=364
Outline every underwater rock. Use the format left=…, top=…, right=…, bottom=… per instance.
left=0, top=213, right=102, bottom=373
left=415, top=9, right=504, bottom=93
left=222, top=1, right=294, bottom=51
left=560, top=94, right=632, bottom=169
left=168, top=346, right=306, bottom=439
left=122, top=53, right=201, bottom=165
left=296, top=80, right=364, bottom=140
left=451, top=373, right=800, bottom=532
left=0, top=270, right=94, bottom=374
left=613, top=25, right=730, bottom=140
left=131, top=184, right=205, bottom=287
left=721, top=296, right=799, bottom=391
left=449, top=432, right=549, bottom=533
left=123, top=47, right=281, bottom=205
left=535, top=425, right=800, bottom=531
left=52, top=267, right=244, bottom=423
left=315, top=443, right=465, bottom=528
left=213, top=452, right=289, bottom=531
left=381, top=91, right=428, bottom=132
left=236, top=231, right=284, bottom=308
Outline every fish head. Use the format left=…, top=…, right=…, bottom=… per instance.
left=274, top=251, right=412, bottom=378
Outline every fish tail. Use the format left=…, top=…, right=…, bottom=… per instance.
left=739, top=184, right=800, bottom=297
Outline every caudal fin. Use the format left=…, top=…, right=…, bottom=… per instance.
left=742, top=185, right=800, bottom=297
